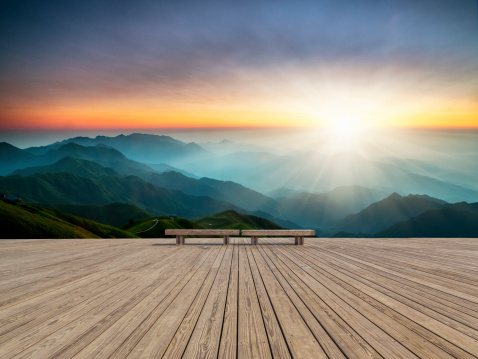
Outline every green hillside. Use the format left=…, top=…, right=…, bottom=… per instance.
left=0, top=172, right=243, bottom=218
left=122, top=216, right=204, bottom=238
left=12, top=156, right=119, bottom=178
left=0, top=200, right=138, bottom=239
left=194, top=210, right=284, bottom=230
left=43, top=202, right=152, bottom=227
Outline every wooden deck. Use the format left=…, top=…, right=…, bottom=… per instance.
left=1, top=237, right=478, bottom=358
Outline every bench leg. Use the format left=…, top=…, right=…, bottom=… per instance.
left=300, top=236, right=304, bottom=245
left=181, top=235, right=186, bottom=245
left=295, top=236, right=299, bottom=245
left=176, top=235, right=182, bottom=246
left=224, top=235, right=229, bottom=245
left=251, top=236, right=258, bottom=245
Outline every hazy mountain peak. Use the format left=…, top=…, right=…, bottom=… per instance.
left=388, top=192, right=403, bottom=200
left=0, top=142, right=19, bottom=150
left=0, top=142, right=30, bottom=156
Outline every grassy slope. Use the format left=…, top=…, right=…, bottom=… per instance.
left=43, top=202, right=152, bottom=227
left=194, top=209, right=284, bottom=230
left=122, top=216, right=204, bottom=238
left=0, top=172, right=242, bottom=218
left=0, top=200, right=138, bottom=239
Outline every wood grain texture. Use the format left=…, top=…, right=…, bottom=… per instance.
left=242, top=230, right=315, bottom=236
left=165, top=229, right=240, bottom=235
left=1, top=237, right=478, bottom=358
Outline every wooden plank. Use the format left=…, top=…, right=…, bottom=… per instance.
left=73, top=246, right=215, bottom=358
left=257, top=244, right=381, bottom=359
left=311, top=246, right=478, bottom=329
left=316, top=242, right=478, bottom=314
left=321, top=244, right=478, bottom=304
left=0, top=245, right=141, bottom=306
left=242, top=230, right=315, bottom=236
left=104, top=246, right=218, bottom=358
left=3, top=247, right=204, bottom=359
left=266, top=244, right=419, bottom=358
left=1, top=237, right=478, bottom=358
left=0, top=250, right=168, bottom=346
left=283, top=246, right=474, bottom=358
left=237, top=238, right=272, bottom=359
left=218, top=238, right=239, bottom=359
left=165, top=229, right=240, bottom=236
left=125, top=245, right=227, bottom=358
left=245, top=245, right=293, bottom=359
left=172, top=242, right=234, bottom=358
left=296, top=245, right=473, bottom=358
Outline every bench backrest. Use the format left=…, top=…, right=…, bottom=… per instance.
left=241, top=229, right=315, bottom=236
left=165, top=229, right=240, bottom=236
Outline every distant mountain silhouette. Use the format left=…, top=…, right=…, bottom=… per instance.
left=40, top=143, right=152, bottom=173
left=2, top=142, right=153, bottom=175
left=0, top=142, right=34, bottom=175
left=185, top=151, right=478, bottom=202
left=12, top=156, right=119, bottom=178
left=275, top=186, right=388, bottom=229
left=135, top=171, right=283, bottom=216
left=266, top=187, right=307, bottom=199
left=332, top=193, right=446, bottom=235
left=25, top=133, right=211, bottom=165
left=147, top=163, right=198, bottom=178
left=375, top=208, right=478, bottom=237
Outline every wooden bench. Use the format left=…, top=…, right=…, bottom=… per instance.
left=165, top=229, right=240, bottom=245
left=241, top=230, right=315, bottom=245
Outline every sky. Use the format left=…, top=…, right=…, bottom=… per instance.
left=0, top=0, right=477, bottom=132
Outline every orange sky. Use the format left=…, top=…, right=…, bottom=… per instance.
left=1, top=1, right=477, bottom=131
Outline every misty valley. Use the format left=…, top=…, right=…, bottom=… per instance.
left=1, top=131, right=478, bottom=239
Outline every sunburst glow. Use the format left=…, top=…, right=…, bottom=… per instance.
left=330, top=116, right=363, bottom=140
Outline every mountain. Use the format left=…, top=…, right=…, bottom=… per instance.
left=3, top=158, right=299, bottom=227
left=194, top=210, right=284, bottom=230
left=266, top=187, right=308, bottom=199
left=0, top=199, right=137, bottom=239
left=0, top=172, right=245, bottom=219
left=3, top=142, right=154, bottom=175
left=198, top=139, right=277, bottom=156
left=198, top=177, right=282, bottom=215
left=0, top=142, right=34, bottom=175
left=122, top=216, right=204, bottom=238
left=42, top=202, right=153, bottom=227
left=12, top=156, right=119, bottom=178
left=40, top=143, right=153, bottom=174
left=146, top=163, right=198, bottom=178
left=274, top=186, right=388, bottom=229
left=332, top=193, right=446, bottom=235
left=185, top=151, right=478, bottom=203
left=382, top=156, right=478, bottom=190
left=26, top=133, right=212, bottom=165
left=136, top=171, right=222, bottom=199
left=136, top=171, right=283, bottom=216
left=375, top=208, right=478, bottom=238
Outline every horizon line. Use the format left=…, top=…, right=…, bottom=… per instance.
left=2, top=124, right=478, bottom=132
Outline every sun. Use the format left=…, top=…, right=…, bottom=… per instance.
left=330, top=116, right=363, bottom=140
left=316, top=115, right=369, bottom=154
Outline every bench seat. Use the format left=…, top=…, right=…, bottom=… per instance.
left=241, top=229, right=315, bottom=245
left=165, top=229, right=240, bottom=245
